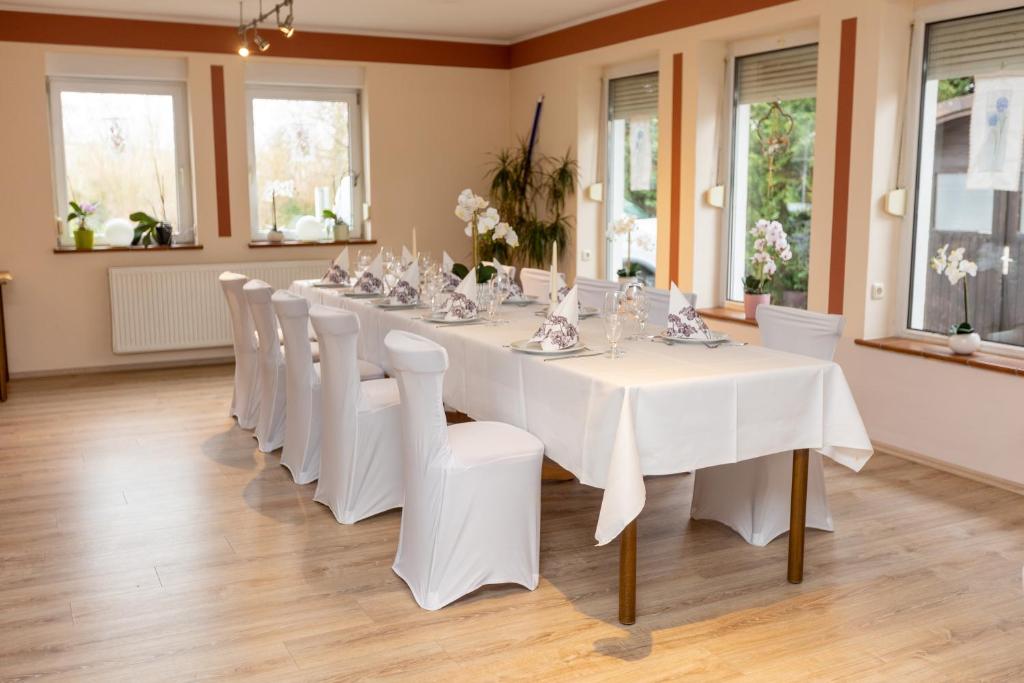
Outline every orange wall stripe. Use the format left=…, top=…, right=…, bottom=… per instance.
left=210, top=65, right=231, bottom=238
left=669, top=52, right=683, bottom=285
left=2, top=2, right=800, bottom=71
left=510, top=0, right=796, bottom=68
left=828, top=18, right=857, bottom=315
left=0, top=11, right=510, bottom=69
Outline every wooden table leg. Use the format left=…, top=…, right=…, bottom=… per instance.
left=0, top=284, right=7, bottom=403
left=787, top=448, right=810, bottom=583
left=618, top=518, right=637, bottom=625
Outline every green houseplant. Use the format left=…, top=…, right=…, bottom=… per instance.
left=67, top=201, right=97, bottom=250
left=130, top=212, right=172, bottom=247
left=486, top=140, right=577, bottom=269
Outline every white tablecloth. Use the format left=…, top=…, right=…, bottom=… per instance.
left=292, top=281, right=873, bottom=545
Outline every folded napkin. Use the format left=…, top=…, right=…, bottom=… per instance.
left=443, top=273, right=478, bottom=320
left=441, top=250, right=462, bottom=291
left=401, top=245, right=415, bottom=268
left=666, top=283, right=712, bottom=339
left=531, top=286, right=580, bottom=351
left=354, top=253, right=385, bottom=294
left=321, top=247, right=350, bottom=284
left=390, top=262, right=420, bottom=305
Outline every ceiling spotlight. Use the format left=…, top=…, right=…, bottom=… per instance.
left=237, top=0, right=295, bottom=56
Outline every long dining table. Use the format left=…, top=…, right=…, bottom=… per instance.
left=291, top=280, right=874, bottom=624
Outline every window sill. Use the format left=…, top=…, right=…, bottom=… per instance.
left=698, top=307, right=758, bottom=327
left=53, top=244, right=203, bottom=254
left=854, top=337, right=1024, bottom=377
left=248, top=238, right=377, bottom=248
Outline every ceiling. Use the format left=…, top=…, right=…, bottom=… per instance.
left=0, top=0, right=663, bottom=43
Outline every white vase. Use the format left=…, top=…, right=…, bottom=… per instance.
left=948, top=332, right=981, bottom=355
left=267, top=229, right=284, bottom=243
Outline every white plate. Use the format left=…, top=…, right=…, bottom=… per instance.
left=344, top=291, right=382, bottom=299
left=313, top=282, right=352, bottom=289
left=533, top=306, right=600, bottom=319
left=659, top=330, right=730, bottom=345
left=425, top=315, right=480, bottom=324
left=375, top=299, right=421, bottom=310
left=504, top=295, right=538, bottom=306
left=508, top=339, right=587, bottom=356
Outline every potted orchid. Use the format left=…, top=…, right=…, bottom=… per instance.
left=454, top=188, right=518, bottom=282
left=930, top=244, right=980, bottom=355
left=742, top=219, right=792, bottom=319
left=67, top=200, right=98, bottom=250
left=608, top=215, right=651, bottom=283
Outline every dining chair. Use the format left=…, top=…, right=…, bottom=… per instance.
left=272, top=290, right=322, bottom=485
left=690, top=304, right=844, bottom=546
left=519, top=267, right=564, bottom=299
left=384, top=330, right=545, bottom=610
left=574, top=276, right=620, bottom=309
left=310, top=305, right=403, bottom=523
left=243, top=280, right=288, bottom=452
left=219, top=272, right=260, bottom=430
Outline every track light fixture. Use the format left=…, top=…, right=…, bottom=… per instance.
left=236, top=0, right=295, bottom=57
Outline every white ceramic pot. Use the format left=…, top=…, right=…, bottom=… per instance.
left=948, top=332, right=981, bottom=355
left=267, top=229, right=285, bottom=243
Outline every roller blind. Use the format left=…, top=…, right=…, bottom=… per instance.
left=926, top=7, right=1024, bottom=80
left=609, top=72, right=658, bottom=119
left=735, top=44, right=819, bottom=104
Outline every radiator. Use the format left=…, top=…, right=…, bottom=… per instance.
left=109, top=260, right=328, bottom=354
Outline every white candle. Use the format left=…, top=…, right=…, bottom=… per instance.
left=412, top=226, right=418, bottom=259
left=549, top=240, right=558, bottom=310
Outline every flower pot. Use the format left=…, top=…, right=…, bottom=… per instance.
left=267, top=229, right=285, bottom=243
left=743, top=293, right=770, bottom=320
left=73, top=228, right=94, bottom=250
left=333, top=221, right=350, bottom=242
left=948, top=332, right=981, bottom=355
left=155, top=222, right=172, bottom=246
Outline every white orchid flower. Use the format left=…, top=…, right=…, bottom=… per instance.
left=959, top=259, right=978, bottom=277
left=454, top=205, right=473, bottom=222
left=505, top=227, right=519, bottom=247
left=493, top=221, right=510, bottom=240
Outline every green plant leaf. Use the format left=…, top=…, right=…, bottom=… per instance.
left=475, top=265, right=497, bottom=284
left=451, top=263, right=469, bottom=279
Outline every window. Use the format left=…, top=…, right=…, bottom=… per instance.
left=727, top=44, right=818, bottom=307
left=247, top=86, right=363, bottom=239
left=605, top=71, right=658, bottom=284
left=908, top=6, right=1024, bottom=348
left=48, top=77, right=194, bottom=244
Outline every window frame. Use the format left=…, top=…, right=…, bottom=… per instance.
left=603, top=61, right=660, bottom=283
left=47, top=76, right=195, bottom=245
left=721, top=31, right=820, bottom=307
left=244, top=84, right=364, bottom=240
left=895, top=0, right=1024, bottom=358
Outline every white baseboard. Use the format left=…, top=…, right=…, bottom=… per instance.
left=874, top=441, right=1024, bottom=497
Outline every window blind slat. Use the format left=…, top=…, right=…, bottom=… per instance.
left=927, top=7, right=1024, bottom=80
left=609, top=72, right=658, bottom=119
left=736, top=44, right=819, bottom=104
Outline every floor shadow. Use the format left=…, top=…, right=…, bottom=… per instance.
left=242, top=456, right=318, bottom=524
left=201, top=427, right=260, bottom=470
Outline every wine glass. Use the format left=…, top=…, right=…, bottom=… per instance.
left=603, top=291, right=625, bottom=359
left=356, top=250, right=371, bottom=279
left=633, top=291, right=650, bottom=339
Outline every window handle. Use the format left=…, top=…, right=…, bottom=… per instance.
left=1001, top=246, right=1014, bottom=276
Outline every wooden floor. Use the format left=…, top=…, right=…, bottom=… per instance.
left=1, top=365, right=1023, bottom=681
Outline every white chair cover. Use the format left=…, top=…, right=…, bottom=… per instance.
left=310, top=305, right=403, bottom=524
left=690, top=305, right=844, bottom=546
left=219, top=272, right=259, bottom=430
left=243, top=280, right=287, bottom=452
left=384, top=330, right=545, bottom=610
left=646, top=286, right=695, bottom=324
left=272, top=291, right=321, bottom=484
left=519, top=267, right=565, bottom=299
left=574, top=276, right=620, bottom=309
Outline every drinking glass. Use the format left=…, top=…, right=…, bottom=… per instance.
left=631, top=291, right=649, bottom=340
left=603, top=291, right=625, bottom=359
left=356, top=250, right=371, bottom=279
